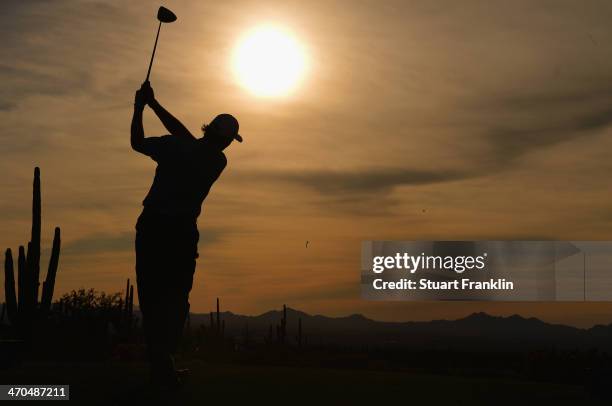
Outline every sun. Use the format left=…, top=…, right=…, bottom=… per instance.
left=233, top=26, right=307, bottom=97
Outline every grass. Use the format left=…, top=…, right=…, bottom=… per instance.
left=0, top=360, right=606, bottom=405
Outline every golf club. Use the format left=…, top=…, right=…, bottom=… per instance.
left=145, top=6, right=177, bottom=81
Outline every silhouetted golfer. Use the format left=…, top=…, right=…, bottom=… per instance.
left=131, top=81, right=241, bottom=388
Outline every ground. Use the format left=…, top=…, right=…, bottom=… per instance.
left=0, top=361, right=606, bottom=405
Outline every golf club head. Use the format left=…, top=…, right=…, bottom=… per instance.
left=157, top=6, right=177, bottom=23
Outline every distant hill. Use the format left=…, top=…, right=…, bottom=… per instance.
left=182, top=308, right=612, bottom=352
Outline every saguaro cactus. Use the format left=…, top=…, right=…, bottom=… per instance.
left=3, top=167, right=62, bottom=331
left=17, top=246, right=25, bottom=316
left=204, top=298, right=224, bottom=342
left=128, top=284, right=134, bottom=323
left=277, top=304, right=287, bottom=344
left=216, top=297, right=221, bottom=335
left=123, top=279, right=130, bottom=319
left=29, top=167, right=41, bottom=306
left=4, top=250, right=17, bottom=323
left=41, top=227, right=61, bottom=312
left=119, top=278, right=134, bottom=336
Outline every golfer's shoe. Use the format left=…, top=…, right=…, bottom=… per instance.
left=176, top=368, right=191, bottom=384
left=150, top=369, right=181, bottom=392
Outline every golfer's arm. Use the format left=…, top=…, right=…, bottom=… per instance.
left=149, top=99, right=195, bottom=140
left=130, top=105, right=146, bottom=152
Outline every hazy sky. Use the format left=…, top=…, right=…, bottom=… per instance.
left=3, top=0, right=612, bottom=327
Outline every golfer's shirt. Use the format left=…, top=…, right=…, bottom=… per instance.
left=140, top=135, right=226, bottom=219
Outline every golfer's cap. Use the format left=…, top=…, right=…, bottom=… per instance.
left=213, top=113, right=243, bottom=143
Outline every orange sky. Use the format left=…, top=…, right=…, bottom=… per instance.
left=3, top=0, right=612, bottom=327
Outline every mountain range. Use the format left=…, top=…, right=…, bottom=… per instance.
left=183, top=308, right=612, bottom=352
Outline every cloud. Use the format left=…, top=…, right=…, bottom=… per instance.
left=61, top=232, right=134, bottom=256
left=0, top=64, right=92, bottom=111
left=274, top=168, right=470, bottom=194
left=59, top=225, right=228, bottom=258
left=288, top=282, right=358, bottom=303
left=481, top=83, right=612, bottom=162
left=246, top=168, right=473, bottom=196
left=4, top=0, right=612, bottom=325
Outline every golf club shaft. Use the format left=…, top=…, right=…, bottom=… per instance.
left=145, top=21, right=162, bottom=81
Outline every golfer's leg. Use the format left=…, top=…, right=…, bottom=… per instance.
left=135, top=227, right=156, bottom=361
left=168, top=256, right=196, bottom=353
left=167, top=226, right=198, bottom=354
left=136, top=219, right=172, bottom=374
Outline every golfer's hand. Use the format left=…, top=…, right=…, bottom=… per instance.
left=134, top=88, right=146, bottom=110
left=140, top=81, right=155, bottom=105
